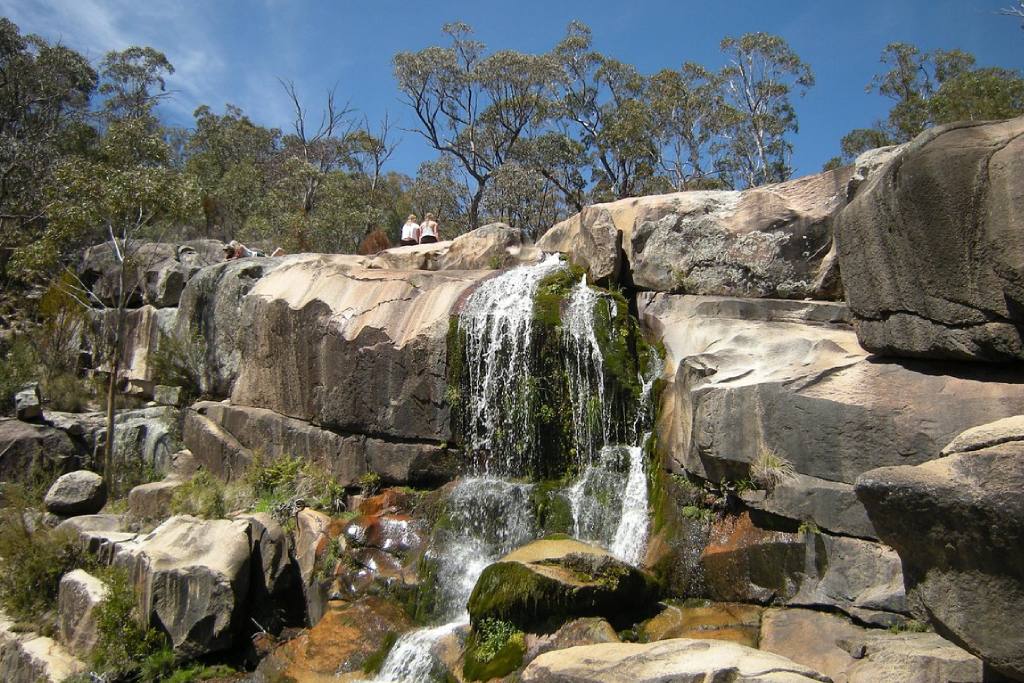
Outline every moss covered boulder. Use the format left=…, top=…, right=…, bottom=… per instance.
left=467, top=539, right=661, bottom=633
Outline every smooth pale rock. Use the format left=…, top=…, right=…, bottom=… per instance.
left=113, top=515, right=252, bottom=657
left=520, top=638, right=831, bottom=682
left=836, top=116, right=1024, bottom=362
left=43, top=470, right=106, bottom=516
left=537, top=166, right=853, bottom=299
left=54, top=513, right=126, bottom=535
left=760, top=608, right=983, bottom=683
left=844, top=145, right=906, bottom=200
left=175, top=254, right=361, bottom=398
left=190, top=401, right=452, bottom=488
left=0, top=418, right=80, bottom=484
left=14, top=384, right=41, bottom=421
left=468, top=539, right=661, bottom=632
left=128, top=478, right=185, bottom=519
left=58, top=569, right=109, bottom=656
left=182, top=408, right=252, bottom=481
left=0, top=611, right=84, bottom=683
left=940, top=414, right=1024, bottom=455
left=231, top=260, right=492, bottom=443
left=856, top=434, right=1024, bottom=680
left=294, top=507, right=332, bottom=625
left=640, top=293, right=1024, bottom=539
left=525, top=617, right=620, bottom=665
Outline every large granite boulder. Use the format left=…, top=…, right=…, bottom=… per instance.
left=760, top=608, right=983, bottom=683
left=0, top=418, right=80, bottom=485
left=112, top=515, right=252, bottom=657
left=640, top=293, right=1024, bottom=540
left=174, top=255, right=336, bottom=398
left=185, top=401, right=452, bottom=487
left=79, top=239, right=222, bottom=309
left=835, top=116, right=1024, bottom=362
left=698, top=513, right=906, bottom=626
left=537, top=166, right=853, bottom=299
left=43, top=470, right=106, bottom=516
left=0, top=612, right=84, bottom=683
left=231, top=258, right=491, bottom=443
left=855, top=419, right=1024, bottom=680
left=57, top=569, right=109, bottom=657
left=467, top=539, right=661, bottom=632
left=520, top=639, right=830, bottom=682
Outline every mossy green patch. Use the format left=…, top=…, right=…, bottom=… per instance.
left=362, top=631, right=399, bottom=675
left=463, top=618, right=526, bottom=681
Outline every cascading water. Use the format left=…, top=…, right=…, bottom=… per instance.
left=458, top=254, right=565, bottom=476
left=371, top=262, right=662, bottom=682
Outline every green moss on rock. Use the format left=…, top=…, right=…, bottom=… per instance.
left=463, top=618, right=526, bottom=681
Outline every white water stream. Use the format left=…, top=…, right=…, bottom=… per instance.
left=370, top=265, right=658, bottom=682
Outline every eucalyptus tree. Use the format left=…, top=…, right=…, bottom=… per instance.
left=830, top=43, right=1024, bottom=165
left=714, top=32, right=815, bottom=188
left=551, top=21, right=660, bottom=201
left=648, top=62, right=729, bottom=190
left=394, top=22, right=558, bottom=229
left=0, top=19, right=96, bottom=273
left=186, top=104, right=281, bottom=239
left=98, top=46, right=174, bottom=122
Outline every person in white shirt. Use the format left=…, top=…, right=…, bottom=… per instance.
left=400, top=215, right=420, bottom=247
left=419, top=213, right=440, bottom=244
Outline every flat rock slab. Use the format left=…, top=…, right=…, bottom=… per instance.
left=0, top=611, right=84, bottom=683
left=520, top=638, right=831, bottom=682
left=58, top=569, right=109, bottom=657
left=760, top=608, right=983, bottom=683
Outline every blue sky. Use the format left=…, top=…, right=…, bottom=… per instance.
left=2, top=0, right=1021, bottom=178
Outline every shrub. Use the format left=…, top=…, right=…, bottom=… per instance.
left=91, top=566, right=167, bottom=678
left=750, top=445, right=795, bottom=492
left=358, top=470, right=382, bottom=496
left=464, top=617, right=525, bottom=681
left=150, top=328, right=206, bottom=401
left=0, top=488, right=93, bottom=621
left=41, top=372, right=93, bottom=413
left=170, top=470, right=226, bottom=519
left=0, top=336, right=39, bottom=414
left=244, top=454, right=347, bottom=522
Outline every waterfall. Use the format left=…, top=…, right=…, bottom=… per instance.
left=458, top=254, right=564, bottom=476
left=563, top=276, right=610, bottom=466
left=370, top=262, right=662, bottom=682
left=371, top=478, right=536, bottom=683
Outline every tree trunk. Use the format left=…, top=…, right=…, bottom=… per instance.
left=468, top=184, right=485, bottom=231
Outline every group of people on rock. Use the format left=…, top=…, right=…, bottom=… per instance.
left=221, top=213, right=441, bottom=261
left=400, top=213, right=441, bottom=247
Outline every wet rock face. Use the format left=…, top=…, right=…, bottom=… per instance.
left=520, top=638, right=831, bottom=682
left=256, top=597, right=412, bottom=681
left=467, top=539, right=661, bottom=633
left=856, top=421, right=1024, bottom=681
left=43, top=470, right=106, bottom=516
left=836, top=116, right=1024, bottom=362
left=537, top=166, right=853, bottom=299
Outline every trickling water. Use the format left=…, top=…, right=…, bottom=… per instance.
left=611, top=441, right=650, bottom=566
left=458, top=254, right=564, bottom=476
left=371, top=478, right=536, bottom=683
left=372, top=262, right=663, bottom=682
left=563, top=276, right=610, bottom=466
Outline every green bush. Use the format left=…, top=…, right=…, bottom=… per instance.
left=0, top=489, right=93, bottom=621
left=0, top=336, right=39, bottom=414
left=150, top=328, right=206, bottom=401
left=170, top=470, right=226, bottom=519
left=91, top=566, right=167, bottom=678
left=463, top=617, right=525, bottom=681
left=41, top=371, right=94, bottom=413
left=244, top=454, right=347, bottom=522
